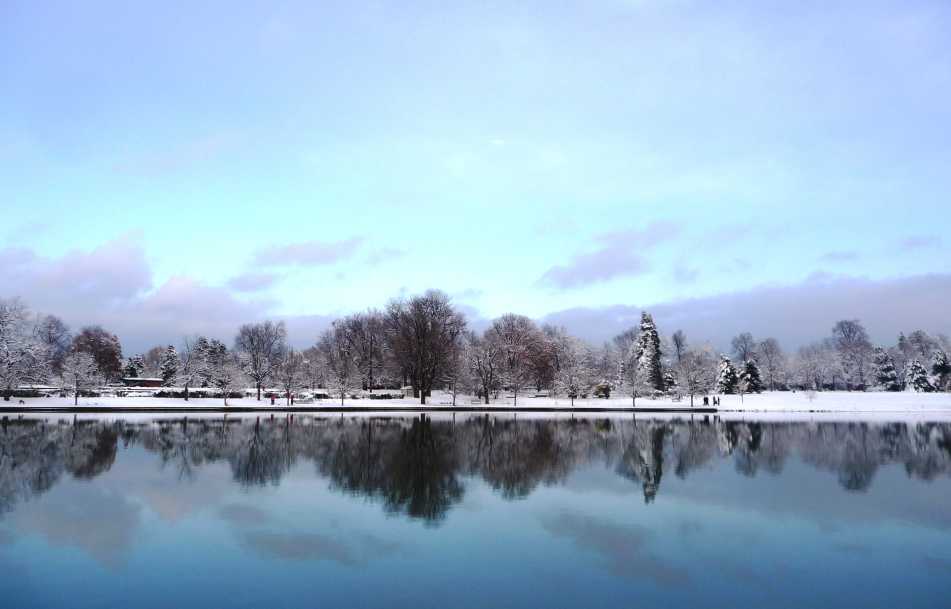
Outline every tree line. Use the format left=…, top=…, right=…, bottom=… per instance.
left=1, top=292, right=949, bottom=405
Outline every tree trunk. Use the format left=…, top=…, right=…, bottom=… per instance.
left=184, top=384, right=189, bottom=401
left=74, top=383, right=79, bottom=406
left=689, top=393, right=694, bottom=407
left=257, top=383, right=262, bottom=401
left=484, top=392, right=490, bottom=405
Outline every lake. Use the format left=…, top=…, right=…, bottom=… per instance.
left=1, top=414, right=949, bottom=608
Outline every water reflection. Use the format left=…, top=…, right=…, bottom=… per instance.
left=3, top=415, right=950, bottom=523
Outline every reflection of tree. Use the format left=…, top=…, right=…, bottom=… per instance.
left=4, top=416, right=951, bottom=522
left=67, top=424, right=119, bottom=479
left=379, top=416, right=462, bottom=522
left=618, top=423, right=668, bottom=503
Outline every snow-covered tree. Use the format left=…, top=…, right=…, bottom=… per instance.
left=715, top=356, right=739, bottom=394
left=830, top=319, right=873, bottom=390
left=234, top=320, right=287, bottom=400
left=622, top=341, right=651, bottom=407
left=635, top=312, right=664, bottom=392
left=318, top=326, right=359, bottom=405
left=273, top=348, right=306, bottom=405
left=159, top=345, right=178, bottom=386
left=206, top=346, right=243, bottom=406
left=931, top=350, right=950, bottom=392
left=757, top=337, right=785, bottom=390
left=466, top=331, right=503, bottom=404
left=338, top=311, right=386, bottom=392
left=123, top=354, right=145, bottom=378
left=71, top=326, right=123, bottom=381
left=0, top=298, right=47, bottom=400
left=739, top=359, right=763, bottom=394
left=32, top=314, right=71, bottom=375
left=489, top=314, right=541, bottom=406
left=906, top=359, right=934, bottom=393
left=663, top=369, right=677, bottom=393
left=175, top=337, right=208, bottom=400
left=677, top=348, right=716, bottom=407
left=872, top=347, right=900, bottom=392
left=554, top=335, right=592, bottom=407
left=60, top=351, right=102, bottom=405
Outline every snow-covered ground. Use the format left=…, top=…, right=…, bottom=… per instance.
left=6, top=390, right=951, bottom=414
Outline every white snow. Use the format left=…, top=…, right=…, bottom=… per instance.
left=6, top=389, right=951, bottom=414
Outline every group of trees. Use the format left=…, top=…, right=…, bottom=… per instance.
left=2, top=293, right=950, bottom=405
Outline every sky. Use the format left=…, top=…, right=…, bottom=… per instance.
left=1, top=0, right=950, bottom=353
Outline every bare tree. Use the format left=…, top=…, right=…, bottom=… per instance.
left=60, top=351, right=102, bottom=405
left=830, top=320, right=872, bottom=390
left=671, top=330, right=688, bottom=368
left=274, top=348, right=306, bottom=405
left=731, top=332, right=757, bottom=363
left=234, top=320, right=287, bottom=400
left=301, top=346, right=325, bottom=395
left=71, top=325, right=123, bottom=381
left=338, top=311, right=386, bottom=393
left=318, top=326, right=359, bottom=405
left=385, top=290, right=466, bottom=405
left=677, top=348, right=716, bottom=407
left=33, top=314, right=71, bottom=375
left=489, top=313, right=540, bottom=407
left=554, top=334, right=592, bottom=407
left=757, top=337, right=785, bottom=391
left=465, top=331, right=503, bottom=404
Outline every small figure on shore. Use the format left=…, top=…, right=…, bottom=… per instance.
left=270, top=395, right=275, bottom=406
left=703, top=396, right=710, bottom=406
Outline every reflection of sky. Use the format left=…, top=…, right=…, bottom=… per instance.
left=1, top=442, right=950, bottom=608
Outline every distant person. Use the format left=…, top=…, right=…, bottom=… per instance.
left=703, top=396, right=709, bottom=406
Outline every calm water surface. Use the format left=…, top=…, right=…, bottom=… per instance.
left=1, top=414, right=950, bottom=608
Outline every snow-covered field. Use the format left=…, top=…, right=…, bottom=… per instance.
left=6, top=390, right=951, bottom=414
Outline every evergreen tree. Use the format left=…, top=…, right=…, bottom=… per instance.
left=123, top=354, right=145, bottom=378
left=160, top=345, right=179, bottom=386
left=740, top=359, right=763, bottom=393
left=932, top=350, right=950, bottom=392
left=635, top=312, right=664, bottom=392
left=907, top=359, right=934, bottom=393
left=872, top=347, right=900, bottom=391
left=663, top=369, right=677, bottom=393
left=715, top=355, right=739, bottom=394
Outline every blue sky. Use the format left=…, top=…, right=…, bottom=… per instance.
left=2, top=0, right=949, bottom=351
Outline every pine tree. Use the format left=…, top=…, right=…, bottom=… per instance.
left=123, top=354, right=145, bottom=378
left=635, top=312, right=664, bottom=392
left=160, top=345, right=179, bottom=386
left=907, top=359, right=934, bottom=393
left=740, top=359, right=763, bottom=393
left=663, top=369, right=677, bottom=393
left=932, top=350, right=950, bottom=392
left=715, top=355, right=739, bottom=394
left=872, top=347, right=900, bottom=391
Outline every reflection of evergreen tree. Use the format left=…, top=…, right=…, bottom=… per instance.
left=618, top=423, right=668, bottom=503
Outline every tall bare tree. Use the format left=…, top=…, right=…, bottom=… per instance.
left=317, top=326, right=359, bottom=405
left=234, top=320, right=287, bottom=400
left=831, top=320, right=872, bottom=390
left=489, top=313, right=540, bottom=407
left=731, top=332, right=757, bottom=363
left=385, top=290, right=466, bottom=405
